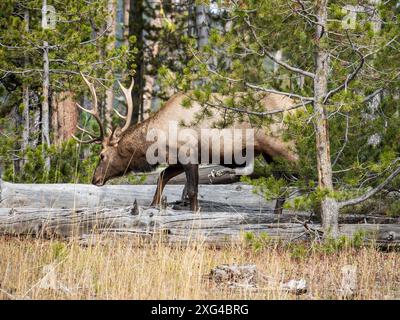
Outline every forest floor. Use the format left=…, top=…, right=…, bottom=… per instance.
left=0, top=236, right=399, bottom=300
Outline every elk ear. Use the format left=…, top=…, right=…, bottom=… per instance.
left=109, top=127, right=122, bottom=146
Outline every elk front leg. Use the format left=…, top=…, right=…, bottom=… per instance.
left=181, top=182, right=188, bottom=201
left=183, top=164, right=199, bottom=212
left=150, top=164, right=184, bottom=207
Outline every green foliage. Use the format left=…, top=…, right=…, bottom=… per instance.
left=243, top=231, right=272, bottom=252
left=318, top=231, right=366, bottom=254
left=288, top=243, right=309, bottom=260
left=286, top=231, right=366, bottom=259
left=242, top=175, right=287, bottom=201
left=0, top=131, right=99, bottom=183
left=387, top=200, right=400, bottom=217
left=50, top=241, right=68, bottom=261
left=243, top=229, right=367, bottom=257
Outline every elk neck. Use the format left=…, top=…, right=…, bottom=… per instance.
left=116, top=118, right=157, bottom=173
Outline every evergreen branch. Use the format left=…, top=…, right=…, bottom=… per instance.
left=244, top=82, right=314, bottom=101
left=0, top=42, right=26, bottom=50
left=323, top=36, right=398, bottom=104
left=362, top=88, right=383, bottom=103
left=323, top=49, right=364, bottom=103
left=190, top=49, right=314, bottom=101
left=339, top=159, right=400, bottom=208
left=332, top=114, right=349, bottom=167
left=202, top=99, right=312, bottom=117
left=243, top=17, right=315, bottom=79
left=47, top=24, right=112, bottom=50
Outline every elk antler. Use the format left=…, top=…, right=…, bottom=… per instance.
left=116, top=78, right=134, bottom=133
left=72, top=73, right=105, bottom=144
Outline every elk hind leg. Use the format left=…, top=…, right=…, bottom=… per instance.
left=183, top=164, right=199, bottom=212
left=150, top=164, right=184, bottom=207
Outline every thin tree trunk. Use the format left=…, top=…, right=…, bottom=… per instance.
left=21, top=9, right=30, bottom=164
left=42, top=42, right=50, bottom=170
left=22, top=86, right=29, bottom=151
left=142, top=0, right=161, bottom=119
left=105, top=0, right=117, bottom=131
left=42, top=0, right=50, bottom=171
left=194, top=4, right=209, bottom=87
left=129, top=0, right=144, bottom=123
left=195, top=4, right=209, bottom=49
left=314, top=0, right=339, bottom=237
left=123, top=0, right=130, bottom=47
left=188, top=4, right=196, bottom=38
left=31, top=94, right=41, bottom=148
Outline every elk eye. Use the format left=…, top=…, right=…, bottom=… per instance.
left=100, top=154, right=105, bottom=160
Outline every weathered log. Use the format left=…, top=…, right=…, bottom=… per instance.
left=1, top=180, right=399, bottom=223
left=0, top=180, right=271, bottom=209
left=0, top=206, right=399, bottom=245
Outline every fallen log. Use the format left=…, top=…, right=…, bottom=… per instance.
left=1, top=180, right=399, bottom=223
left=0, top=205, right=398, bottom=245
left=0, top=180, right=271, bottom=210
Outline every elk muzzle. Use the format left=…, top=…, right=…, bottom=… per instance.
left=92, top=169, right=106, bottom=186
left=92, top=175, right=105, bottom=186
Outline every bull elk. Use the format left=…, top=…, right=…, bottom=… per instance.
left=73, top=73, right=299, bottom=213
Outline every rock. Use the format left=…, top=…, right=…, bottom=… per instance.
left=280, top=279, right=307, bottom=295
left=208, top=264, right=258, bottom=288
left=338, top=265, right=357, bottom=299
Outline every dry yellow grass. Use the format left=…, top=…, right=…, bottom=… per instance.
left=0, top=236, right=399, bottom=300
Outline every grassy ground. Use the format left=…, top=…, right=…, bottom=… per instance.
left=0, top=236, right=399, bottom=300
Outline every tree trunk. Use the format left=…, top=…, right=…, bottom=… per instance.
left=142, top=0, right=162, bottom=119
left=42, top=41, right=50, bottom=170
left=51, top=92, right=77, bottom=144
left=123, top=0, right=130, bottom=47
left=129, top=0, right=144, bottom=123
left=314, top=0, right=339, bottom=237
left=22, top=85, right=30, bottom=152
left=105, top=0, right=117, bottom=131
left=41, top=0, right=50, bottom=171
left=188, top=3, right=196, bottom=38
left=31, top=93, right=41, bottom=148
left=21, top=9, right=30, bottom=164
left=195, top=4, right=209, bottom=49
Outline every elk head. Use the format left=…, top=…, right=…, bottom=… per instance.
left=72, top=73, right=134, bottom=186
